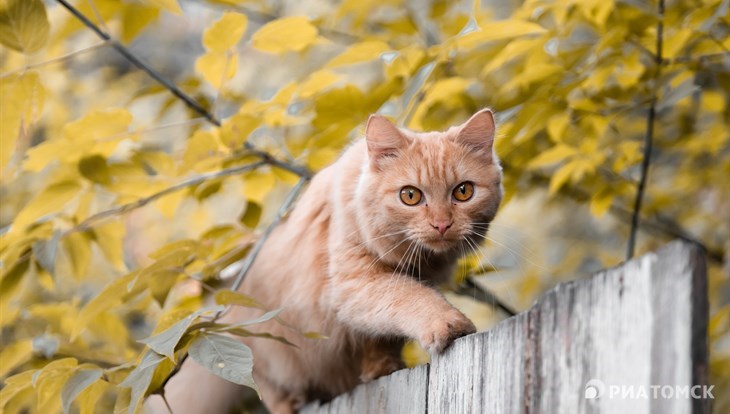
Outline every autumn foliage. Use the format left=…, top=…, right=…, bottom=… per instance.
left=1, top=0, right=728, bottom=413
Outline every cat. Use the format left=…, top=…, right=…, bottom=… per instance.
left=152, top=108, right=503, bottom=414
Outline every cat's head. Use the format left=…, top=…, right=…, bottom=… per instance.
left=358, top=109, right=502, bottom=255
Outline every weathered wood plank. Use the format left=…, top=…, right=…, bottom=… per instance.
left=303, top=241, right=708, bottom=414
left=428, top=313, right=528, bottom=413
left=300, top=365, right=428, bottom=414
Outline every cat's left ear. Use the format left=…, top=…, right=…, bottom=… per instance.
left=456, top=108, right=496, bottom=155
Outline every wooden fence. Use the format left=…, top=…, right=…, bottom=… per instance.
left=302, top=240, right=710, bottom=413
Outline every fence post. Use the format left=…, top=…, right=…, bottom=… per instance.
left=303, top=240, right=709, bottom=413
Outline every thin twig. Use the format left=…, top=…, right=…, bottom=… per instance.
left=69, top=161, right=266, bottom=233
left=626, top=0, right=664, bottom=260
left=159, top=178, right=308, bottom=392
left=457, top=277, right=518, bottom=317
left=55, top=0, right=220, bottom=126
left=231, top=177, right=308, bottom=292
left=0, top=42, right=107, bottom=79
left=54, top=0, right=312, bottom=180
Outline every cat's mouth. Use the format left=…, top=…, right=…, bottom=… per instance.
left=420, top=235, right=461, bottom=253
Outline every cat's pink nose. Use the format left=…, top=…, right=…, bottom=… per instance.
left=431, top=221, right=452, bottom=235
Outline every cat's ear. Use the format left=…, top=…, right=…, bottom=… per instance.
left=456, top=108, right=496, bottom=155
left=365, top=115, right=407, bottom=167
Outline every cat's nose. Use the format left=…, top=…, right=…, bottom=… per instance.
left=431, top=221, right=452, bottom=235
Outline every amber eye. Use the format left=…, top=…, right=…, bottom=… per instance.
left=399, top=186, right=423, bottom=206
left=452, top=182, right=474, bottom=202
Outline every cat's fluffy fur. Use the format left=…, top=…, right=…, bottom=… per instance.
left=153, top=109, right=503, bottom=413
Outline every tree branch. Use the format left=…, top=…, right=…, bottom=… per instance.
left=54, top=0, right=311, bottom=179
left=626, top=0, right=664, bottom=260
left=70, top=161, right=266, bottom=234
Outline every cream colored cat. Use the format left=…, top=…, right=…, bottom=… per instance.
left=153, top=109, right=503, bottom=413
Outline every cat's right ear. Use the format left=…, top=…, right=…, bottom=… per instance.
left=365, top=115, right=407, bottom=169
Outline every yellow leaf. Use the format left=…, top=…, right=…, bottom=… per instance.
left=590, top=188, right=614, bottom=217
left=220, top=113, right=261, bottom=149
left=298, top=70, right=341, bottom=99
left=182, top=129, right=224, bottom=171
left=325, top=41, right=390, bottom=68
left=0, top=370, right=35, bottom=408
left=454, top=19, right=546, bottom=49
left=146, top=0, right=181, bottom=15
left=0, top=339, right=32, bottom=378
left=92, top=221, right=127, bottom=271
left=62, top=108, right=133, bottom=143
left=75, top=379, right=109, bottom=414
left=385, top=45, right=426, bottom=79
left=64, top=231, right=93, bottom=279
left=251, top=16, right=318, bottom=54
left=0, top=0, right=49, bottom=53
left=121, top=4, right=160, bottom=43
left=547, top=113, right=569, bottom=143
left=0, top=71, right=45, bottom=170
left=402, top=340, right=430, bottom=367
left=203, top=12, right=248, bottom=52
left=307, top=147, right=339, bottom=171
left=34, top=358, right=78, bottom=413
left=12, top=180, right=82, bottom=231
left=548, top=161, right=577, bottom=195
left=242, top=170, right=276, bottom=203
left=72, top=272, right=138, bottom=339
left=195, top=51, right=238, bottom=89
left=664, top=28, right=693, bottom=59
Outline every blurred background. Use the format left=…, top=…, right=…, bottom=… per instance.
left=1, top=0, right=728, bottom=412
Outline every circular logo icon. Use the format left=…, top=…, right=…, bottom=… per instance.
left=585, top=379, right=605, bottom=399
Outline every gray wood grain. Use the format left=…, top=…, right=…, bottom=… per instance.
left=302, top=241, right=709, bottom=414
left=300, top=365, right=428, bottom=414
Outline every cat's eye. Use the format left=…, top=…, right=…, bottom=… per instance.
left=400, top=186, right=423, bottom=206
left=453, top=182, right=475, bottom=202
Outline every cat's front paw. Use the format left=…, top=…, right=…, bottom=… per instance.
left=419, top=309, right=476, bottom=353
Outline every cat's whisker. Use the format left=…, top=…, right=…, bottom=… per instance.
left=342, top=229, right=410, bottom=256
left=464, top=235, right=499, bottom=274
left=464, top=228, right=548, bottom=272
left=471, top=222, right=539, bottom=257
left=362, top=232, right=410, bottom=272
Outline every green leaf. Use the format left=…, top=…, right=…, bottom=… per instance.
left=0, top=0, right=49, bottom=53
left=203, top=12, right=248, bottom=52
left=226, top=308, right=282, bottom=328
left=119, top=350, right=166, bottom=414
left=61, top=369, right=102, bottom=414
left=187, top=333, right=257, bottom=392
left=138, top=306, right=224, bottom=360
left=214, top=289, right=264, bottom=309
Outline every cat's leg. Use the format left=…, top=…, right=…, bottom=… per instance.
left=359, top=337, right=406, bottom=382
left=256, top=374, right=306, bottom=414
left=328, top=271, right=476, bottom=354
